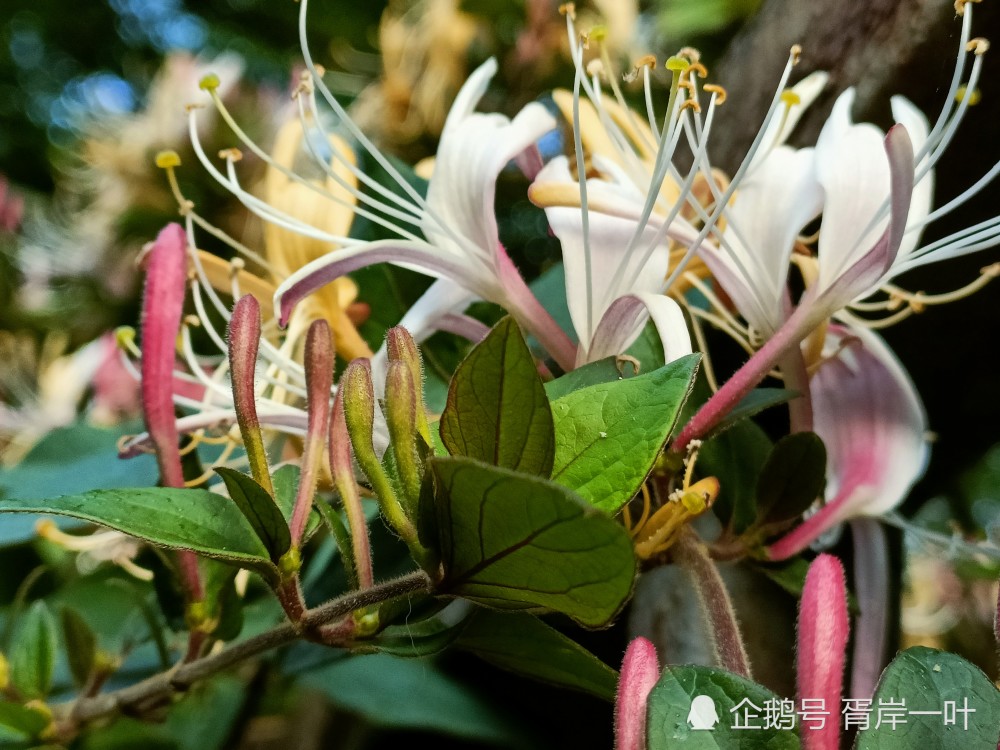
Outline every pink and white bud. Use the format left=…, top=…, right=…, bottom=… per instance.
left=615, top=636, right=660, bottom=750
left=797, top=554, right=849, bottom=750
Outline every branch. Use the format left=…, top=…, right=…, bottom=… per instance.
left=55, top=570, right=432, bottom=729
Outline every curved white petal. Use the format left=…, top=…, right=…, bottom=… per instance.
left=425, top=97, right=556, bottom=267
left=813, top=324, right=928, bottom=517
left=273, top=239, right=477, bottom=327
left=712, top=145, right=823, bottom=335
left=891, top=95, right=934, bottom=262
left=538, top=157, right=671, bottom=346
left=584, top=293, right=691, bottom=366
left=815, top=121, right=891, bottom=289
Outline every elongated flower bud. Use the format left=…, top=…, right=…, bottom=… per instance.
left=329, top=386, right=373, bottom=589
left=290, top=319, right=334, bottom=545
left=385, top=359, right=422, bottom=513
left=797, top=554, right=849, bottom=750
left=140, top=223, right=187, bottom=490
left=386, top=326, right=430, bottom=442
left=228, top=294, right=273, bottom=497
left=341, top=359, right=418, bottom=548
left=615, top=637, right=660, bottom=750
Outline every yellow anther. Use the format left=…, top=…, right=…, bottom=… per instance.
left=686, top=62, right=708, bottom=79
left=184, top=314, right=202, bottom=328
left=967, top=37, right=990, bottom=55
left=680, top=98, right=702, bottom=114
left=790, top=44, right=803, bottom=64
left=199, top=73, right=221, bottom=91
left=703, top=84, right=727, bottom=104
left=184, top=103, right=205, bottom=113
left=115, top=326, right=137, bottom=352
left=218, top=147, right=243, bottom=162
left=635, top=54, right=657, bottom=69
left=558, top=2, right=576, bottom=19
left=955, top=0, right=981, bottom=16
left=781, top=90, right=802, bottom=108
left=155, top=150, right=181, bottom=169
left=666, top=56, right=690, bottom=72
left=677, top=47, right=702, bottom=64
left=677, top=79, right=695, bottom=94
left=956, top=84, right=981, bottom=105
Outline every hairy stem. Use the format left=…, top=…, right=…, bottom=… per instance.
left=55, top=570, right=431, bottom=730
left=674, top=527, right=752, bottom=679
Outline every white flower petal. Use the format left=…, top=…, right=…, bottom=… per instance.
left=584, top=293, right=691, bottom=366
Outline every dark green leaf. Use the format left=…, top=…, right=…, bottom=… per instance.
left=440, top=317, right=555, bottom=476
left=856, top=647, right=1000, bottom=749
left=698, top=417, right=772, bottom=532
left=0, top=702, right=48, bottom=741
left=754, top=432, right=826, bottom=529
left=456, top=610, right=618, bottom=700
left=709, top=389, right=799, bottom=438
left=0, top=488, right=276, bottom=577
left=428, top=456, right=635, bottom=627
left=299, top=652, right=536, bottom=746
left=9, top=601, right=57, bottom=700
left=369, top=600, right=474, bottom=658
left=0, top=420, right=157, bottom=546
left=214, top=467, right=291, bottom=562
left=59, top=607, right=96, bottom=687
left=624, top=320, right=667, bottom=372
left=646, top=664, right=800, bottom=749
left=544, top=357, right=625, bottom=400
left=271, top=464, right=321, bottom=544
left=550, top=354, right=700, bottom=513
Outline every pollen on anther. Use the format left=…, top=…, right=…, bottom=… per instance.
left=956, top=84, right=982, bottom=105
left=703, top=84, right=727, bottom=104
left=967, top=37, right=990, bottom=55
left=558, top=2, right=576, bottom=19
left=677, top=47, right=701, bottom=64
left=686, top=62, right=708, bottom=79
left=218, top=148, right=244, bottom=162
left=155, top=150, right=181, bottom=169
left=184, top=315, right=202, bottom=328
left=781, top=90, right=802, bottom=108
left=680, top=99, right=702, bottom=113
left=955, top=0, right=981, bottom=16
left=790, top=44, right=803, bottom=64
left=199, top=73, right=221, bottom=91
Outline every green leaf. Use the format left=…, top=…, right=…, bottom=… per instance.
left=9, top=601, right=57, bottom=700
left=549, top=354, right=700, bottom=513
left=0, top=419, right=157, bottom=546
left=646, top=664, right=800, bottom=749
left=455, top=610, right=618, bottom=700
left=709, top=388, right=798, bottom=438
left=428, top=456, right=635, bottom=627
left=698, top=417, right=772, bottom=532
left=59, top=607, right=96, bottom=687
left=0, top=488, right=276, bottom=577
left=369, top=600, right=474, bottom=658
left=271, top=464, right=321, bottom=543
left=0, top=702, right=49, bottom=742
left=754, top=432, right=826, bottom=529
left=544, top=357, right=625, bottom=401
left=299, top=652, right=537, bottom=746
left=440, top=317, right=555, bottom=476
left=856, top=646, right=1000, bottom=749
left=214, top=467, right=291, bottom=563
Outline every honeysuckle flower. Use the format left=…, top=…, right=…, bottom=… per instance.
left=267, top=50, right=576, bottom=369
left=767, top=324, right=929, bottom=560
left=614, top=636, right=659, bottom=750
left=797, top=554, right=849, bottom=750
left=673, top=4, right=998, bottom=447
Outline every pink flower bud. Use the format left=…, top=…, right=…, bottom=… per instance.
left=615, top=637, right=660, bottom=750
